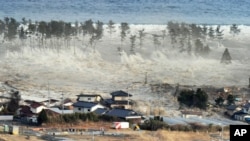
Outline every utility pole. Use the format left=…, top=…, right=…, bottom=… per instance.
left=47, top=82, right=50, bottom=108
left=127, top=87, right=129, bottom=109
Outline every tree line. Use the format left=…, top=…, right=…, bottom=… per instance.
left=0, top=17, right=240, bottom=57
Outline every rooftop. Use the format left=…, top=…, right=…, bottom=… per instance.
left=93, top=108, right=108, bottom=115
left=30, top=102, right=44, bottom=109
left=105, top=99, right=133, bottom=105
left=73, top=101, right=99, bottom=108
left=76, top=94, right=101, bottom=97
left=105, top=108, right=141, bottom=119
left=110, top=90, right=132, bottom=97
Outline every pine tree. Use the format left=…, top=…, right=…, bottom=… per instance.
left=119, top=22, right=129, bottom=52
left=107, top=20, right=115, bottom=37
left=215, top=25, right=224, bottom=45
left=230, top=24, right=240, bottom=36
left=221, top=48, right=232, bottom=64
left=6, top=18, right=18, bottom=40
left=187, top=38, right=192, bottom=55
left=82, top=19, right=94, bottom=36
left=7, top=91, right=21, bottom=114
left=130, top=35, right=136, bottom=54
left=208, top=26, right=215, bottom=39
left=202, top=45, right=210, bottom=57
left=138, top=29, right=146, bottom=48
left=194, top=39, right=203, bottom=56
left=201, top=24, right=208, bottom=40
left=0, top=20, right=5, bottom=35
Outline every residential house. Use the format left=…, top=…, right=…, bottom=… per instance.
left=242, top=103, right=250, bottom=114
left=30, top=102, right=47, bottom=114
left=17, top=105, right=33, bottom=117
left=73, top=101, right=104, bottom=113
left=42, top=99, right=59, bottom=107
left=18, top=105, right=38, bottom=124
left=226, top=105, right=241, bottom=117
left=63, top=98, right=74, bottom=106
left=233, top=110, right=250, bottom=122
left=106, top=90, right=133, bottom=109
left=62, top=98, right=74, bottom=110
left=104, top=108, right=141, bottom=123
left=76, top=94, right=103, bottom=103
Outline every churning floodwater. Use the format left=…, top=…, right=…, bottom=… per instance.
left=0, top=0, right=250, bottom=24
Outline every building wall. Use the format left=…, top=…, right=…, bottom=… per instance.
left=234, top=115, right=245, bottom=121
left=73, top=105, right=104, bottom=113
left=73, top=107, right=90, bottom=113
left=90, top=105, right=104, bottom=112
left=111, top=104, right=131, bottom=109
left=113, top=96, right=129, bottom=101
left=78, top=96, right=101, bottom=102
left=26, top=116, right=38, bottom=123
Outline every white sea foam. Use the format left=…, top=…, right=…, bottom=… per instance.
left=0, top=24, right=249, bottom=99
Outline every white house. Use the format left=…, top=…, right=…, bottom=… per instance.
left=73, top=101, right=104, bottom=113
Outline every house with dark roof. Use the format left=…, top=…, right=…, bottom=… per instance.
left=104, top=108, right=141, bottom=122
left=63, top=98, right=74, bottom=107
left=73, top=101, right=105, bottom=113
left=111, top=90, right=132, bottom=100
left=226, top=105, right=241, bottom=117
left=17, top=105, right=39, bottom=124
left=76, top=94, right=103, bottom=103
left=18, top=105, right=33, bottom=117
left=233, top=110, right=250, bottom=122
left=93, top=108, right=108, bottom=115
left=42, top=99, right=59, bottom=107
left=106, top=90, right=133, bottom=109
left=29, top=102, right=47, bottom=114
left=242, top=103, right=250, bottom=114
